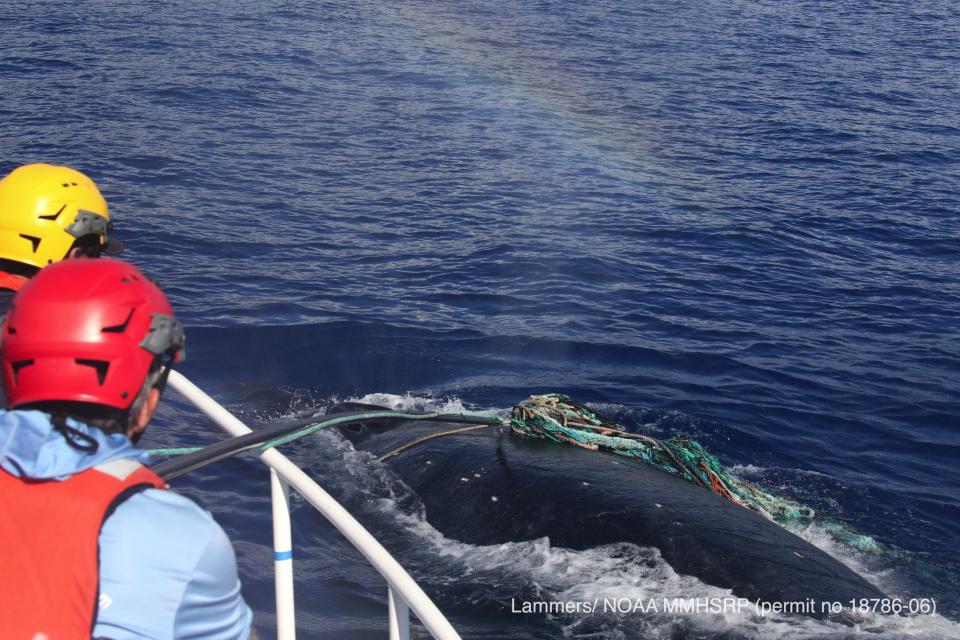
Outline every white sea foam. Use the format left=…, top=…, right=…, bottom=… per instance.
left=730, top=463, right=766, bottom=475
left=390, top=495, right=960, bottom=639
left=350, top=391, right=509, bottom=418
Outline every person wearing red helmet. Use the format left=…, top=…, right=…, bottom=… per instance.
left=0, top=258, right=253, bottom=639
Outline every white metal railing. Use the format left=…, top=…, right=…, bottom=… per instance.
left=167, top=370, right=461, bottom=640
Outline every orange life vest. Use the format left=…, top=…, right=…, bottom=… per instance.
left=0, top=460, right=166, bottom=639
left=0, top=270, right=28, bottom=292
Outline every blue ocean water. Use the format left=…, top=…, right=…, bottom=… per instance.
left=2, top=1, right=958, bottom=638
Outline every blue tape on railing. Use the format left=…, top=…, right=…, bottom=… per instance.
left=275, top=550, right=293, bottom=561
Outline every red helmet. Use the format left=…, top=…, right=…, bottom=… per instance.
left=1, top=258, right=185, bottom=409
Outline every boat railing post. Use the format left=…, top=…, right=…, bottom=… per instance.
left=388, top=586, right=411, bottom=640
left=272, top=469, right=296, bottom=639
left=166, top=371, right=461, bottom=640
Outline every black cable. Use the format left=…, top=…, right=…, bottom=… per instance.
left=153, top=410, right=501, bottom=481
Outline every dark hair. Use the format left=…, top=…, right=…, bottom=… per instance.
left=21, top=400, right=130, bottom=435
left=67, top=234, right=103, bottom=259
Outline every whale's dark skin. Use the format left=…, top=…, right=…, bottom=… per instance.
left=332, top=403, right=884, bottom=615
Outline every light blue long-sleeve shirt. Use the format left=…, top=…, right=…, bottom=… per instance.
left=0, top=409, right=253, bottom=639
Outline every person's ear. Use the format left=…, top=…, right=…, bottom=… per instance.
left=128, top=387, right=161, bottom=440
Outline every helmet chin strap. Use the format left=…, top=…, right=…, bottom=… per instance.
left=156, top=353, right=177, bottom=395
left=50, top=414, right=100, bottom=454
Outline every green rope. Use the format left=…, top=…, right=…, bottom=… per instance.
left=148, top=411, right=502, bottom=461
left=148, top=446, right=204, bottom=457
left=258, top=411, right=502, bottom=452
left=149, top=408, right=504, bottom=484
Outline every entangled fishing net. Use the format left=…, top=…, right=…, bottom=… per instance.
left=510, top=394, right=814, bottom=521
left=509, top=394, right=895, bottom=556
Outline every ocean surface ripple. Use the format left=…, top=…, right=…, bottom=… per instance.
left=3, top=1, right=958, bottom=638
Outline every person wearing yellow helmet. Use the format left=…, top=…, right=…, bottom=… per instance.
left=0, top=163, right=123, bottom=305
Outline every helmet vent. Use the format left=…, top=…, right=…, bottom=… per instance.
left=38, top=205, right=66, bottom=221
left=19, top=234, right=41, bottom=254
left=11, top=359, right=33, bottom=383
left=75, top=359, right=110, bottom=385
left=102, top=309, right=135, bottom=334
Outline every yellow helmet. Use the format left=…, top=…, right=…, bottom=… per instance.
left=0, top=163, right=122, bottom=269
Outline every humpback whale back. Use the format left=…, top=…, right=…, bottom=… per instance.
left=334, top=404, right=885, bottom=616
